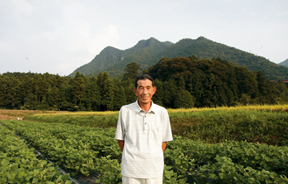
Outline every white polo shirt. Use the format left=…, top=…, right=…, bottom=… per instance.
left=115, top=100, right=173, bottom=179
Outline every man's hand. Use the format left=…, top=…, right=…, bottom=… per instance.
left=117, top=140, right=125, bottom=152
left=162, top=142, right=167, bottom=152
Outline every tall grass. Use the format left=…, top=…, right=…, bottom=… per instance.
left=25, top=114, right=119, bottom=128
left=170, top=110, right=288, bottom=146
left=25, top=105, right=288, bottom=146
left=167, top=104, right=288, bottom=113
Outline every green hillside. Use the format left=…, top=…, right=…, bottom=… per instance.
left=279, top=58, right=288, bottom=68
left=155, top=37, right=288, bottom=79
left=69, top=37, right=288, bottom=79
left=69, top=37, right=173, bottom=77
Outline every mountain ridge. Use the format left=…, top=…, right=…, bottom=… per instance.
left=69, top=37, right=173, bottom=77
left=279, top=58, right=288, bottom=68
left=69, top=37, right=288, bottom=79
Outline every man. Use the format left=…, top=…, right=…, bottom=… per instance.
left=115, top=74, right=173, bottom=184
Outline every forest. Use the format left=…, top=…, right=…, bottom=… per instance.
left=1, top=56, right=288, bottom=111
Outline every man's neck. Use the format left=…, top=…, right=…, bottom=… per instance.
left=138, top=100, right=152, bottom=113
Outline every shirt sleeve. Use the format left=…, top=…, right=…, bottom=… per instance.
left=162, top=109, right=173, bottom=142
left=115, top=107, right=125, bottom=140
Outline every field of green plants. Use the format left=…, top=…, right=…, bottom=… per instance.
left=1, top=105, right=288, bottom=183
left=0, top=123, right=71, bottom=184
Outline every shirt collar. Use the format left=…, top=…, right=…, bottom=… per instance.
left=135, top=100, right=156, bottom=114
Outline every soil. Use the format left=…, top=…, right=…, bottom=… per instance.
left=0, top=109, right=49, bottom=120
left=0, top=109, right=73, bottom=120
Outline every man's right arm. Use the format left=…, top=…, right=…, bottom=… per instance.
left=117, top=140, right=125, bottom=152
left=116, top=107, right=125, bottom=152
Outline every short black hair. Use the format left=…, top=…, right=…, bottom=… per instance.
left=134, top=74, right=154, bottom=88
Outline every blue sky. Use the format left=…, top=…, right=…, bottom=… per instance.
left=0, top=0, right=287, bottom=76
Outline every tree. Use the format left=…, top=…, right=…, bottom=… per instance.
left=235, top=66, right=258, bottom=99
left=19, top=76, right=32, bottom=108
left=46, top=86, right=60, bottom=108
left=152, top=79, right=163, bottom=106
left=0, top=76, right=5, bottom=107
left=51, top=74, right=65, bottom=88
left=71, top=72, right=87, bottom=110
left=174, top=90, right=194, bottom=108
left=3, top=76, right=22, bottom=109
left=123, top=78, right=137, bottom=104
left=24, top=93, right=38, bottom=109
left=276, top=80, right=288, bottom=103
left=97, top=72, right=104, bottom=88
left=31, top=74, right=49, bottom=106
left=162, top=79, right=177, bottom=108
left=101, top=72, right=114, bottom=111
left=85, top=76, right=101, bottom=111
left=58, top=82, right=73, bottom=110
left=256, top=71, right=269, bottom=97
left=113, top=79, right=126, bottom=110
left=178, top=76, right=186, bottom=90
left=191, top=71, right=205, bottom=107
left=123, top=62, right=140, bottom=80
left=188, top=55, right=198, bottom=61
left=239, top=93, right=252, bottom=105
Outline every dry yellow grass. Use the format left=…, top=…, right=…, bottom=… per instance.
left=34, top=110, right=119, bottom=116
left=167, top=104, right=288, bottom=113
left=1, top=104, right=287, bottom=120
left=35, top=104, right=288, bottom=117
left=0, top=109, right=42, bottom=120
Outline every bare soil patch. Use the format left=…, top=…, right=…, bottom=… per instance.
left=0, top=110, right=43, bottom=120
left=0, top=109, right=73, bottom=120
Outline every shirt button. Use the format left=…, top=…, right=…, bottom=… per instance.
left=145, top=123, right=147, bottom=124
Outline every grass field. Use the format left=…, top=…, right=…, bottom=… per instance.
left=1, top=104, right=285, bottom=118
left=12, top=104, right=287, bottom=146
left=2, top=105, right=288, bottom=147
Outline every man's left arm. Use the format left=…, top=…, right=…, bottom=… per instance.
left=162, top=142, right=167, bottom=152
left=161, top=109, right=173, bottom=153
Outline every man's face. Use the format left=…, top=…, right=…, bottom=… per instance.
left=134, top=79, right=156, bottom=105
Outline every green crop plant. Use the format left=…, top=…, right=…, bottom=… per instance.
left=0, top=124, right=71, bottom=183
left=2, top=115, right=288, bottom=183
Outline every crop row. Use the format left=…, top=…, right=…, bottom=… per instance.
left=1, top=120, right=187, bottom=183
left=2, top=120, right=176, bottom=183
left=1, top=120, right=120, bottom=175
left=0, top=123, right=71, bottom=184
left=166, top=136, right=288, bottom=183
left=3, top=120, right=288, bottom=183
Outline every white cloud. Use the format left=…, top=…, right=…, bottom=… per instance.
left=0, top=1, right=120, bottom=75
left=37, top=2, right=120, bottom=75
left=53, top=24, right=120, bottom=75
left=11, top=0, right=33, bottom=16
left=56, top=58, right=78, bottom=76
left=0, top=42, right=13, bottom=53
left=88, top=25, right=120, bottom=54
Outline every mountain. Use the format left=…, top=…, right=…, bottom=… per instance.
left=154, top=37, right=288, bottom=79
left=69, top=37, right=173, bottom=77
left=278, top=58, right=288, bottom=68
left=69, top=37, right=288, bottom=79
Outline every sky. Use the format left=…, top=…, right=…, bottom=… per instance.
left=0, top=0, right=287, bottom=76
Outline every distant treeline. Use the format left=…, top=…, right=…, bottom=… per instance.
left=1, top=56, right=288, bottom=111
